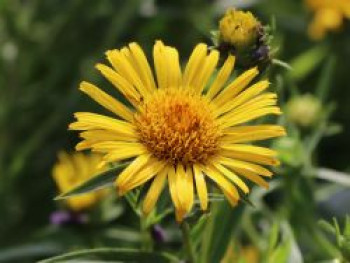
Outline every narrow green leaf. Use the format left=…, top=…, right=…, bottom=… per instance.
left=0, top=242, right=62, bottom=262
left=38, top=248, right=178, bottom=263
left=200, top=202, right=244, bottom=263
left=316, top=56, right=336, bottom=103
left=316, top=168, right=350, bottom=187
left=269, top=238, right=292, bottom=263
left=55, top=162, right=129, bottom=200
left=288, top=45, right=328, bottom=81
left=333, top=218, right=342, bottom=246
left=344, top=215, right=350, bottom=238
left=318, top=220, right=336, bottom=235
left=268, top=222, right=280, bottom=254
left=272, top=59, right=293, bottom=71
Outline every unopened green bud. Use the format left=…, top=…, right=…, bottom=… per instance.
left=286, top=94, right=322, bottom=128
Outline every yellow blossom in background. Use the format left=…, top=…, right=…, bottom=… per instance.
left=306, top=0, right=350, bottom=40
left=219, top=9, right=260, bottom=49
left=52, top=151, right=107, bottom=211
left=222, top=244, right=259, bottom=263
left=69, top=41, right=286, bottom=222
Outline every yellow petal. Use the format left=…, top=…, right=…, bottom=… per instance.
left=219, top=107, right=282, bottom=129
left=183, top=43, right=208, bottom=88
left=218, top=95, right=278, bottom=124
left=233, top=168, right=269, bottom=189
left=194, top=49, right=219, bottom=94
left=221, top=144, right=280, bottom=166
left=217, top=156, right=273, bottom=177
left=203, top=165, right=239, bottom=206
left=153, top=41, right=167, bottom=90
left=116, top=154, right=151, bottom=189
left=213, top=67, right=259, bottom=106
left=69, top=112, right=136, bottom=137
left=168, top=166, right=186, bottom=222
left=105, top=49, right=149, bottom=99
left=129, top=42, right=157, bottom=92
left=193, top=164, right=208, bottom=211
left=215, top=80, right=270, bottom=116
left=103, top=145, right=147, bottom=163
left=90, top=141, right=144, bottom=153
left=142, top=167, right=168, bottom=215
left=95, top=63, right=140, bottom=106
left=121, top=159, right=166, bottom=195
left=206, top=55, right=236, bottom=99
left=165, top=47, right=182, bottom=88
left=79, top=81, right=134, bottom=122
left=176, top=164, right=193, bottom=214
left=212, top=163, right=249, bottom=194
left=80, top=129, right=137, bottom=142
left=184, top=166, right=194, bottom=213
left=76, top=130, right=137, bottom=151
left=221, top=125, right=286, bottom=143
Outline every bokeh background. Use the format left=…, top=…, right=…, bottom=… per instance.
left=1, top=0, right=349, bottom=262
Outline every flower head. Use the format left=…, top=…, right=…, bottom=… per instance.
left=306, top=0, right=350, bottom=40
left=52, top=151, right=106, bottom=211
left=69, top=41, right=286, bottom=222
left=219, top=9, right=260, bottom=50
left=213, top=9, right=272, bottom=70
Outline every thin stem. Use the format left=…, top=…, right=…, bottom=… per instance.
left=140, top=213, right=153, bottom=251
left=180, top=221, right=196, bottom=263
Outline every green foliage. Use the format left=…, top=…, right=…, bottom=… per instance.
left=39, top=248, right=178, bottom=263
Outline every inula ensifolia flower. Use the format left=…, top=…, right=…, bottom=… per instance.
left=69, top=41, right=286, bottom=222
left=306, top=0, right=350, bottom=40
left=52, top=151, right=107, bottom=211
left=213, top=9, right=272, bottom=69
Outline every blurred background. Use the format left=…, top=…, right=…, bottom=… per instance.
left=0, top=0, right=349, bottom=262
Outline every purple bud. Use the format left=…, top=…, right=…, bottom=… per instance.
left=151, top=224, right=167, bottom=243
left=252, top=45, right=270, bottom=62
left=50, top=210, right=88, bottom=226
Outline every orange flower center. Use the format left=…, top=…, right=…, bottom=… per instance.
left=134, top=88, right=221, bottom=165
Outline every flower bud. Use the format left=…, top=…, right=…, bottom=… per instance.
left=212, top=9, right=272, bottom=69
left=286, top=94, right=322, bottom=128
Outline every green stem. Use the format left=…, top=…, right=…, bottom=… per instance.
left=140, top=213, right=153, bottom=251
left=181, top=221, right=196, bottom=263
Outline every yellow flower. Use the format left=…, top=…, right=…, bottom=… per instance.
left=69, top=41, right=286, bottom=222
left=306, top=0, right=350, bottom=40
left=52, top=151, right=107, bottom=211
left=219, top=9, right=260, bottom=49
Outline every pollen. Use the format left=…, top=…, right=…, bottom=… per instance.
left=134, top=88, right=222, bottom=165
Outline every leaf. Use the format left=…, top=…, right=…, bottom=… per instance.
left=316, top=56, right=336, bottom=103
left=269, top=238, right=291, bottom=263
left=38, top=248, right=178, bottom=263
left=288, top=45, right=328, bottom=81
left=199, top=202, right=244, bottom=263
left=0, top=242, right=62, bottom=262
left=318, top=220, right=336, bottom=235
left=268, top=222, right=280, bottom=254
left=344, top=215, right=350, bottom=238
left=55, top=162, right=129, bottom=200
left=316, top=168, right=350, bottom=187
